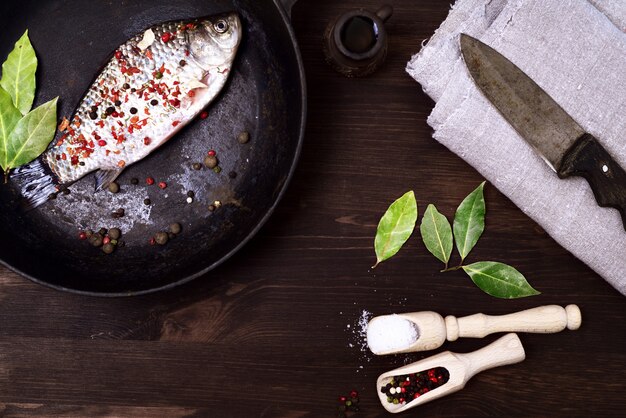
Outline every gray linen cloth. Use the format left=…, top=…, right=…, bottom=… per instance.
left=406, top=0, right=626, bottom=295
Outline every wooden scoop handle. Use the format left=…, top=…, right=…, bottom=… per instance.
left=445, top=305, right=581, bottom=341
left=457, top=333, right=526, bottom=379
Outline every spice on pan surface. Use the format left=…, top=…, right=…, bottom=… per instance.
left=380, top=367, right=450, bottom=405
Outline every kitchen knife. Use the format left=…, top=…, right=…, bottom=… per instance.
left=460, top=33, right=626, bottom=230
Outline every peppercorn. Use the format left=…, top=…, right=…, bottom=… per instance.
left=204, top=155, right=218, bottom=168
left=150, top=99, right=158, bottom=106
left=161, top=32, right=172, bottom=43
left=85, top=229, right=93, bottom=237
left=123, top=83, right=130, bottom=90
left=186, top=191, right=194, bottom=198
left=108, top=182, right=120, bottom=193
left=89, top=111, right=98, bottom=120
left=208, top=204, right=216, bottom=212
left=115, top=50, right=122, bottom=60
left=146, top=177, right=155, bottom=185
left=131, top=88, right=136, bottom=92
left=48, top=193, right=57, bottom=200
left=149, top=237, right=156, bottom=245
left=103, top=236, right=111, bottom=245
left=155, top=71, right=163, bottom=79
left=91, top=105, right=98, bottom=113
left=158, top=181, right=167, bottom=189
left=106, top=106, right=115, bottom=115
left=108, top=228, right=121, bottom=240
left=116, top=208, right=125, bottom=216
left=169, top=223, right=182, bottom=234
left=102, top=243, right=115, bottom=254
left=155, top=231, right=169, bottom=245
left=114, top=100, right=122, bottom=107
left=207, top=149, right=216, bottom=156
left=144, top=198, right=151, bottom=205
left=130, top=107, right=138, bottom=114
left=78, top=231, right=87, bottom=240
left=110, top=239, right=118, bottom=245
left=213, top=166, right=222, bottom=174
left=228, top=171, right=237, bottom=179
left=200, top=111, right=208, bottom=119
left=237, top=131, right=250, bottom=144
left=179, top=59, right=187, bottom=67
left=62, top=188, right=70, bottom=195
left=130, top=178, right=139, bottom=185
left=192, top=162, right=202, bottom=170
left=89, top=234, right=104, bottom=247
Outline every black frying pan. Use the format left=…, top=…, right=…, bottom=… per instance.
left=0, top=0, right=305, bottom=295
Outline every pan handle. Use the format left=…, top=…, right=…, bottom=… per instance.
left=278, top=0, right=298, bottom=19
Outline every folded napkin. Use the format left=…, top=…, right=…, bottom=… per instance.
left=407, top=0, right=626, bottom=295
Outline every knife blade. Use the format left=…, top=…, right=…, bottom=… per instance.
left=460, top=33, right=626, bottom=229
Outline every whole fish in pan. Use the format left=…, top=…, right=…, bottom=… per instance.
left=17, top=12, right=242, bottom=209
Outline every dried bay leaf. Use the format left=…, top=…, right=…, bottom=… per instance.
left=420, top=204, right=453, bottom=268
left=462, top=261, right=540, bottom=298
left=453, top=182, right=486, bottom=261
left=373, top=191, right=418, bottom=268
left=1, top=30, right=37, bottom=115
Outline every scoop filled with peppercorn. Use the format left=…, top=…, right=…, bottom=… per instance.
left=375, top=333, right=525, bottom=413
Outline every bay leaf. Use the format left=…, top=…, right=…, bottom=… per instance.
left=373, top=190, right=417, bottom=268
left=0, top=87, right=22, bottom=170
left=453, top=182, right=486, bottom=261
left=1, top=30, right=37, bottom=115
left=420, top=204, right=453, bottom=267
left=462, top=261, right=540, bottom=298
left=6, top=97, right=57, bottom=170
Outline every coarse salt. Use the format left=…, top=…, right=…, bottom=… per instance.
left=367, top=314, right=420, bottom=355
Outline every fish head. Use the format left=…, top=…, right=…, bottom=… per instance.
left=189, top=13, right=242, bottom=69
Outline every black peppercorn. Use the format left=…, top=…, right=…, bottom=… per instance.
left=123, top=83, right=130, bottom=90
left=150, top=99, right=158, bottom=106
left=89, top=111, right=98, bottom=120
left=106, top=106, right=115, bottom=115
left=108, top=228, right=121, bottom=240
left=192, top=162, right=202, bottom=170
left=130, top=107, right=137, bottom=114
left=186, top=191, right=194, bottom=198
left=114, top=100, right=122, bottom=106
left=179, top=59, right=186, bottom=67
left=144, top=198, right=151, bottom=205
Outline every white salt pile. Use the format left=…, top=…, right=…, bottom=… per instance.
left=367, top=314, right=420, bottom=355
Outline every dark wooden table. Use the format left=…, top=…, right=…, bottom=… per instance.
left=1, top=1, right=625, bottom=417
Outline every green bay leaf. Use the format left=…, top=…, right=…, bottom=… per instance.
left=1, top=30, right=38, bottom=115
left=453, top=182, right=486, bottom=261
left=0, top=87, right=22, bottom=170
left=462, top=261, right=540, bottom=298
left=420, top=204, right=453, bottom=268
left=7, top=97, right=57, bottom=169
left=373, top=190, right=418, bottom=268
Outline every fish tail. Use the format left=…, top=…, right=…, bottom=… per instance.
left=12, top=159, right=60, bottom=211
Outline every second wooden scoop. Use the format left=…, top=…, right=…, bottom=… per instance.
left=376, top=333, right=525, bottom=413
left=367, top=304, right=581, bottom=355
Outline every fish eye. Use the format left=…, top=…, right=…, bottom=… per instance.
left=214, top=20, right=229, bottom=33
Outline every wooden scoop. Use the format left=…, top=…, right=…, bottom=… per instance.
left=368, top=304, right=581, bottom=355
left=376, top=333, right=525, bottom=413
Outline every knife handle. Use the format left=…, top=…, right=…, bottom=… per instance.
left=558, top=133, right=626, bottom=229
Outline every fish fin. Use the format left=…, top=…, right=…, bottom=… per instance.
left=11, top=159, right=60, bottom=211
left=94, top=168, right=123, bottom=191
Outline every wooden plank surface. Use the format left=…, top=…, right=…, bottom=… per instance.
left=1, top=1, right=625, bottom=417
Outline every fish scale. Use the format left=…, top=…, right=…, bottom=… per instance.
left=17, top=12, right=242, bottom=209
